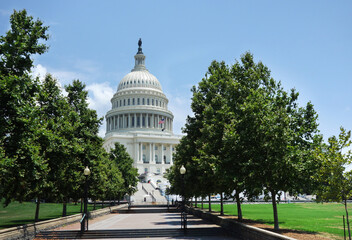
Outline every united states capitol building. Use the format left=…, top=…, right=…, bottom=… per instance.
left=103, top=40, right=181, bottom=178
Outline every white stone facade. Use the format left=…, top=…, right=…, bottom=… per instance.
left=103, top=40, right=181, bottom=175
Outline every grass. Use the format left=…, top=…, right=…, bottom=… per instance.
left=198, top=202, right=350, bottom=239
left=0, top=200, right=112, bottom=229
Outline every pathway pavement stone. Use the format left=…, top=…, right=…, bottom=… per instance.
left=43, top=206, right=238, bottom=240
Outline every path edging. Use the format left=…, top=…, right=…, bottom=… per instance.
left=0, top=203, right=128, bottom=240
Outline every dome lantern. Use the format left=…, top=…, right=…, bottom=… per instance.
left=133, top=38, right=146, bottom=72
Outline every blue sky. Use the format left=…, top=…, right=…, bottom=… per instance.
left=1, top=1, right=351, bottom=144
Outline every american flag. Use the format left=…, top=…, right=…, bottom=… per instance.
left=158, top=118, right=165, bottom=124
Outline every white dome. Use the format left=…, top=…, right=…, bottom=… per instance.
left=118, top=70, right=162, bottom=91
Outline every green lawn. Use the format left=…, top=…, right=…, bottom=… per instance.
left=199, top=202, right=350, bottom=239
left=0, top=200, right=111, bottom=229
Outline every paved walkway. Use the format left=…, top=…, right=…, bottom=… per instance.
left=37, top=206, right=238, bottom=239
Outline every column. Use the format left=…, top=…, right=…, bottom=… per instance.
left=149, top=143, right=152, bottom=163
left=129, top=114, right=131, bottom=128
left=140, top=113, right=143, bottom=128
left=146, top=113, right=149, bottom=128
left=135, top=142, right=138, bottom=163
left=152, top=114, right=154, bottom=128
left=122, top=114, right=125, bottom=128
left=140, top=142, right=143, bottom=162
left=152, top=143, right=155, bottom=163
left=106, top=118, right=109, bottom=132
left=134, top=113, right=137, bottom=128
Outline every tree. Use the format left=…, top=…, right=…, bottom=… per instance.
left=314, top=128, right=352, bottom=239
left=0, top=9, right=49, bottom=76
left=63, top=79, right=105, bottom=216
left=168, top=52, right=321, bottom=230
left=0, top=10, right=49, bottom=217
left=109, top=142, right=138, bottom=199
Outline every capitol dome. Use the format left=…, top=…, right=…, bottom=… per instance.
left=104, top=39, right=181, bottom=175
left=118, top=70, right=162, bottom=91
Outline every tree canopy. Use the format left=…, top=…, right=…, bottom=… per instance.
left=168, top=52, right=322, bottom=230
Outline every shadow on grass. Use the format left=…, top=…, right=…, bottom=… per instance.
left=238, top=218, right=321, bottom=236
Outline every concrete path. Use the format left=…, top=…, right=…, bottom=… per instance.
left=37, top=206, right=238, bottom=239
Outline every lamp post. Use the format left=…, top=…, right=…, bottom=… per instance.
left=179, top=165, right=187, bottom=234
left=81, top=166, right=91, bottom=233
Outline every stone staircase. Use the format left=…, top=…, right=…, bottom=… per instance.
left=132, top=182, right=167, bottom=204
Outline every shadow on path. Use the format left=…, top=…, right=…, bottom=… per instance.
left=35, top=227, right=227, bottom=239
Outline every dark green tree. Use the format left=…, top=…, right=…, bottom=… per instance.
left=0, top=10, right=50, bottom=218
left=314, top=128, right=352, bottom=239
left=109, top=142, right=138, bottom=199
left=0, top=9, right=49, bottom=76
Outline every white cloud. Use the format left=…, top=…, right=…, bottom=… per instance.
left=31, top=64, right=48, bottom=81
left=86, top=82, right=114, bottom=137
left=167, top=93, right=193, bottom=135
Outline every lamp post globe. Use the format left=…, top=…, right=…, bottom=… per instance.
left=84, top=166, right=91, bottom=176
left=180, top=165, right=186, bottom=175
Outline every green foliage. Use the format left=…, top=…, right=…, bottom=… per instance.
left=0, top=10, right=126, bottom=222
left=0, top=9, right=49, bottom=76
left=168, top=52, right=321, bottom=230
left=0, top=9, right=50, bottom=207
left=109, top=142, right=138, bottom=197
left=314, top=127, right=352, bottom=202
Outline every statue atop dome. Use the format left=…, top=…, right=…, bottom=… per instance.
left=137, top=38, right=143, bottom=54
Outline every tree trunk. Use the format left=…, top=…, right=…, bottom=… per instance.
left=344, top=198, right=351, bottom=240
left=195, top=197, right=197, bottom=208
left=62, top=199, right=67, bottom=217
left=94, top=200, right=96, bottom=210
left=208, top=194, right=212, bottom=212
left=271, top=190, right=279, bottom=230
left=35, top=198, right=40, bottom=222
left=235, top=191, right=243, bottom=220
left=220, top=193, right=224, bottom=215
left=201, top=197, right=203, bottom=209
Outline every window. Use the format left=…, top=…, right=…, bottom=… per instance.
left=152, top=99, right=154, bottom=105
left=132, top=116, right=135, bottom=127
left=133, top=98, right=135, bottom=105
left=147, top=99, right=150, bottom=105
left=142, top=144, right=146, bottom=150
left=142, top=116, right=145, bottom=127
left=155, top=155, right=161, bottom=164
left=137, top=116, right=140, bottom=127
left=128, top=99, right=130, bottom=105
left=120, top=100, right=121, bottom=106
left=123, top=99, right=126, bottom=106
left=156, top=100, right=158, bottom=106
left=164, top=155, right=167, bottom=164
left=143, top=154, right=148, bottom=163
left=155, top=146, right=158, bottom=150
left=137, top=98, right=140, bottom=105
left=163, top=146, right=166, bottom=151
left=142, top=98, right=145, bottom=105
